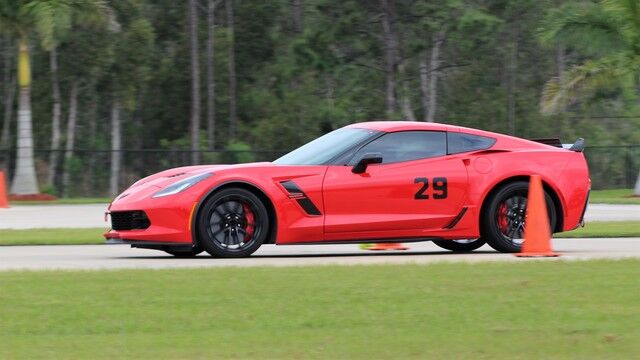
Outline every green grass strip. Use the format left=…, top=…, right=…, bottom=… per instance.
left=0, top=228, right=107, bottom=246
left=556, top=221, right=640, bottom=238
left=0, top=260, right=638, bottom=359
left=589, top=189, right=640, bottom=204
left=11, top=197, right=112, bottom=205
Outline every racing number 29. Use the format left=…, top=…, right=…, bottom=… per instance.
left=414, top=177, right=448, bottom=200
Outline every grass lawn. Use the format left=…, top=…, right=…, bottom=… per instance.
left=10, top=197, right=111, bottom=205
left=0, top=228, right=106, bottom=246
left=556, top=221, right=640, bottom=238
left=589, top=189, right=640, bottom=204
left=0, top=261, right=638, bottom=359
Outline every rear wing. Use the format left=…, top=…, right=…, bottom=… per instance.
left=566, top=138, right=585, bottom=152
left=530, top=138, right=585, bottom=152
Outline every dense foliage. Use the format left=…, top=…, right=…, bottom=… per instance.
left=1, top=0, right=639, bottom=195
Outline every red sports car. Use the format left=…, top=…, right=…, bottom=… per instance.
left=105, top=121, right=590, bottom=257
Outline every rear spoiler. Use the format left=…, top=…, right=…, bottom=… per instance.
left=530, top=137, right=585, bottom=152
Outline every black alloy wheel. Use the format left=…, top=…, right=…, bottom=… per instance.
left=197, top=188, right=269, bottom=258
left=481, top=181, right=556, bottom=253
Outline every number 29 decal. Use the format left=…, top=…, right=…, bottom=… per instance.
left=414, top=177, right=448, bottom=200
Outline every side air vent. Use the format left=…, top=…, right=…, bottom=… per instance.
left=444, top=207, right=467, bottom=229
left=280, top=180, right=322, bottom=216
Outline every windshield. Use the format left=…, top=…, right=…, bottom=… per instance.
left=274, top=127, right=379, bottom=165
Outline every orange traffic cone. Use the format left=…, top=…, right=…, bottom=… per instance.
left=368, top=242, right=409, bottom=251
left=0, top=171, right=9, bottom=208
left=516, top=175, right=559, bottom=257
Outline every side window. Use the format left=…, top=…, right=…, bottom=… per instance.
left=350, top=131, right=446, bottom=164
left=447, top=132, right=496, bottom=155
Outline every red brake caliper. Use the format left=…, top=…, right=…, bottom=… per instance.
left=497, top=202, right=509, bottom=234
left=242, top=203, right=255, bottom=241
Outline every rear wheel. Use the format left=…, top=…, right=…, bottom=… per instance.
left=197, top=188, right=269, bottom=258
left=481, top=181, right=556, bottom=253
left=433, top=238, right=486, bottom=252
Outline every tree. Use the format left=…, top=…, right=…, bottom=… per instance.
left=26, top=0, right=112, bottom=189
left=539, top=0, right=640, bottom=195
left=0, top=0, right=39, bottom=194
left=226, top=0, right=237, bottom=139
left=188, top=0, right=201, bottom=164
left=292, top=0, right=303, bottom=34
left=0, top=0, right=110, bottom=195
left=206, top=0, right=221, bottom=150
left=379, top=0, right=398, bottom=117
left=1, top=34, right=15, bottom=172
left=106, top=9, right=154, bottom=197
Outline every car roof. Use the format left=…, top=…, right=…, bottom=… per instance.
left=346, top=121, right=559, bottom=151
left=347, top=121, right=497, bottom=135
left=347, top=121, right=453, bottom=132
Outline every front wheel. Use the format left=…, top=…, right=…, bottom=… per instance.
left=481, top=181, right=556, bottom=253
left=197, top=188, right=269, bottom=258
left=433, top=239, right=486, bottom=252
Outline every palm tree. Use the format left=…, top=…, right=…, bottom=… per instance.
left=539, top=0, right=640, bottom=195
left=0, top=0, right=110, bottom=195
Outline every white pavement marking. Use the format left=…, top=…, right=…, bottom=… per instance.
left=0, top=204, right=109, bottom=229
left=0, top=238, right=638, bottom=271
left=0, top=203, right=637, bottom=230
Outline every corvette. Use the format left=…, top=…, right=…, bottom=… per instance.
left=105, top=121, right=590, bottom=257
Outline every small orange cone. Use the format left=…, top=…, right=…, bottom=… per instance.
left=0, top=171, right=9, bottom=208
left=368, top=242, right=409, bottom=251
left=516, top=175, right=559, bottom=257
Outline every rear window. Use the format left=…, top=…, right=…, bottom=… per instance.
left=447, top=132, right=496, bottom=154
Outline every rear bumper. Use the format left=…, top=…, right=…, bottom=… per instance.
left=578, top=190, right=590, bottom=226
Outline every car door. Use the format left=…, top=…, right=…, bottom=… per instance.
left=322, top=131, right=469, bottom=238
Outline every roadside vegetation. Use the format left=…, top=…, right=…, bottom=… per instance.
left=555, top=221, right=640, bottom=238
left=589, top=189, right=640, bottom=205
left=1, top=260, right=638, bottom=359
left=2, top=1, right=640, bottom=198
left=10, top=197, right=111, bottom=205
left=0, top=228, right=106, bottom=246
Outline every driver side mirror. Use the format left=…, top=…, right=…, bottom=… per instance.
left=352, top=153, right=383, bottom=174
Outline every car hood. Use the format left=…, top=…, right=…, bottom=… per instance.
left=128, top=162, right=275, bottom=190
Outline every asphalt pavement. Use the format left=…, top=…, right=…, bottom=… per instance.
left=0, top=238, right=638, bottom=271
left=0, top=203, right=639, bottom=229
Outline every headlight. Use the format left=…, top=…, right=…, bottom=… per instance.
left=152, top=173, right=213, bottom=198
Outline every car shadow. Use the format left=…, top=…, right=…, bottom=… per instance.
left=116, top=250, right=501, bottom=260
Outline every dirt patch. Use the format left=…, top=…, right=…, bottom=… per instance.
left=9, top=193, right=58, bottom=201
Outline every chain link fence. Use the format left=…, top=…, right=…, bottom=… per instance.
left=584, top=145, right=640, bottom=190
left=0, top=148, right=286, bottom=198
left=0, top=145, right=638, bottom=197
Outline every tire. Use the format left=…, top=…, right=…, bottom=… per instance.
left=197, top=187, right=269, bottom=258
left=433, top=238, right=486, bottom=252
left=481, top=181, right=557, bottom=253
left=164, top=245, right=203, bottom=257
